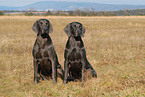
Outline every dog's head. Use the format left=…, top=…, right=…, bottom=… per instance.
left=64, top=22, right=85, bottom=37
left=32, top=19, right=53, bottom=35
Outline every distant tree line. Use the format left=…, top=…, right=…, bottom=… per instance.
left=1, top=8, right=145, bottom=16
left=27, top=8, right=145, bottom=16
left=0, top=11, right=4, bottom=15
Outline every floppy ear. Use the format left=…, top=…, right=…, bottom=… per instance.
left=81, top=24, right=85, bottom=37
left=64, top=23, right=71, bottom=37
left=32, top=20, right=39, bottom=34
left=48, top=21, right=53, bottom=33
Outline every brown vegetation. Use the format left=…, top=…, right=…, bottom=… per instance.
left=0, top=16, right=145, bottom=96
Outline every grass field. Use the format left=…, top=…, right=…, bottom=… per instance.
left=0, top=16, right=145, bottom=97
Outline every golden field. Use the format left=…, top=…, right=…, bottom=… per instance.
left=0, top=16, right=145, bottom=97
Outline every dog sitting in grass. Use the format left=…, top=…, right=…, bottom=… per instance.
left=32, top=19, right=63, bottom=84
left=63, top=22, right=97, bottom=86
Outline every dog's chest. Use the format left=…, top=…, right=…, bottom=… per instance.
left=37, top=38, right=48, bottom=49
left=35, top=39, right=52, bottom=59
left=68, top=42, right=82, bottom=61
left=71, top=41, right=81, bottom=47
left=36, top=47, right=51, bottom=58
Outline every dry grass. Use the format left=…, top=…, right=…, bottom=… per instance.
left=0, top=16, right=145, bottom=97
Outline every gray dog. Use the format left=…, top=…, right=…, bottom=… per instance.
left=63, top=22, right=97, bottom=86
left=32, top=19, right=63, bottom=84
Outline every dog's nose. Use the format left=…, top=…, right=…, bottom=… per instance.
left=42, top=29, right=47, bottom=34
left=44, top=26, right=48, bottom=31
left=44, top=29, right=47, bottom=31
left=76, top=29, right=81, bottom=33
left=75, top=32, right=79, bottom=37
left=41, top=26, right=48, bottom=33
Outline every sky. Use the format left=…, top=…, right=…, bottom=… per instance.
left=0, top=0, right=145, bottom=6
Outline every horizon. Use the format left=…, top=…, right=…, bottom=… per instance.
left=0, top=0, right=145, bottom=7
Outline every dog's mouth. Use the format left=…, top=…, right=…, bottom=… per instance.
left=74, top=36, right=81, bottom=41
left=41, top=33, right=49, bottom=38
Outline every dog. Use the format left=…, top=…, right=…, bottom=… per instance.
left=63, top=22, right=97, bottom=86
left=32, top=19, right=63, bottom=84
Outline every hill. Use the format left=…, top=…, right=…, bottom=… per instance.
left=0, top=1, right=145, bottom=11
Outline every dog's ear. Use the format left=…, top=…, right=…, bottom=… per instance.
left=32, top=20, right=39, bottom=34
left=48, top=21, right=53, bottom=33
left=81, top=24, right=85, bottom=37
left=64, top=23, right=71, bottom=37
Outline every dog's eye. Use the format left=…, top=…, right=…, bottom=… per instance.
left=73, top=25, right=76, bottom=28
left=40, top=22, right=43, bottom=26
left=46, top=23, right=48, bottom=26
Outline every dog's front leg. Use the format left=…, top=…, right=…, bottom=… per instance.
left=81, top=60, right=85, bottom=87
left=51, top=59, right=57, bottom=84
left=34, top=59, right=38, bottom=84
left=49, top=48, right=57, bottom=84
left=81, top=49, right=86, bottom=87
left=63, top=60, right=69, bottom=84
